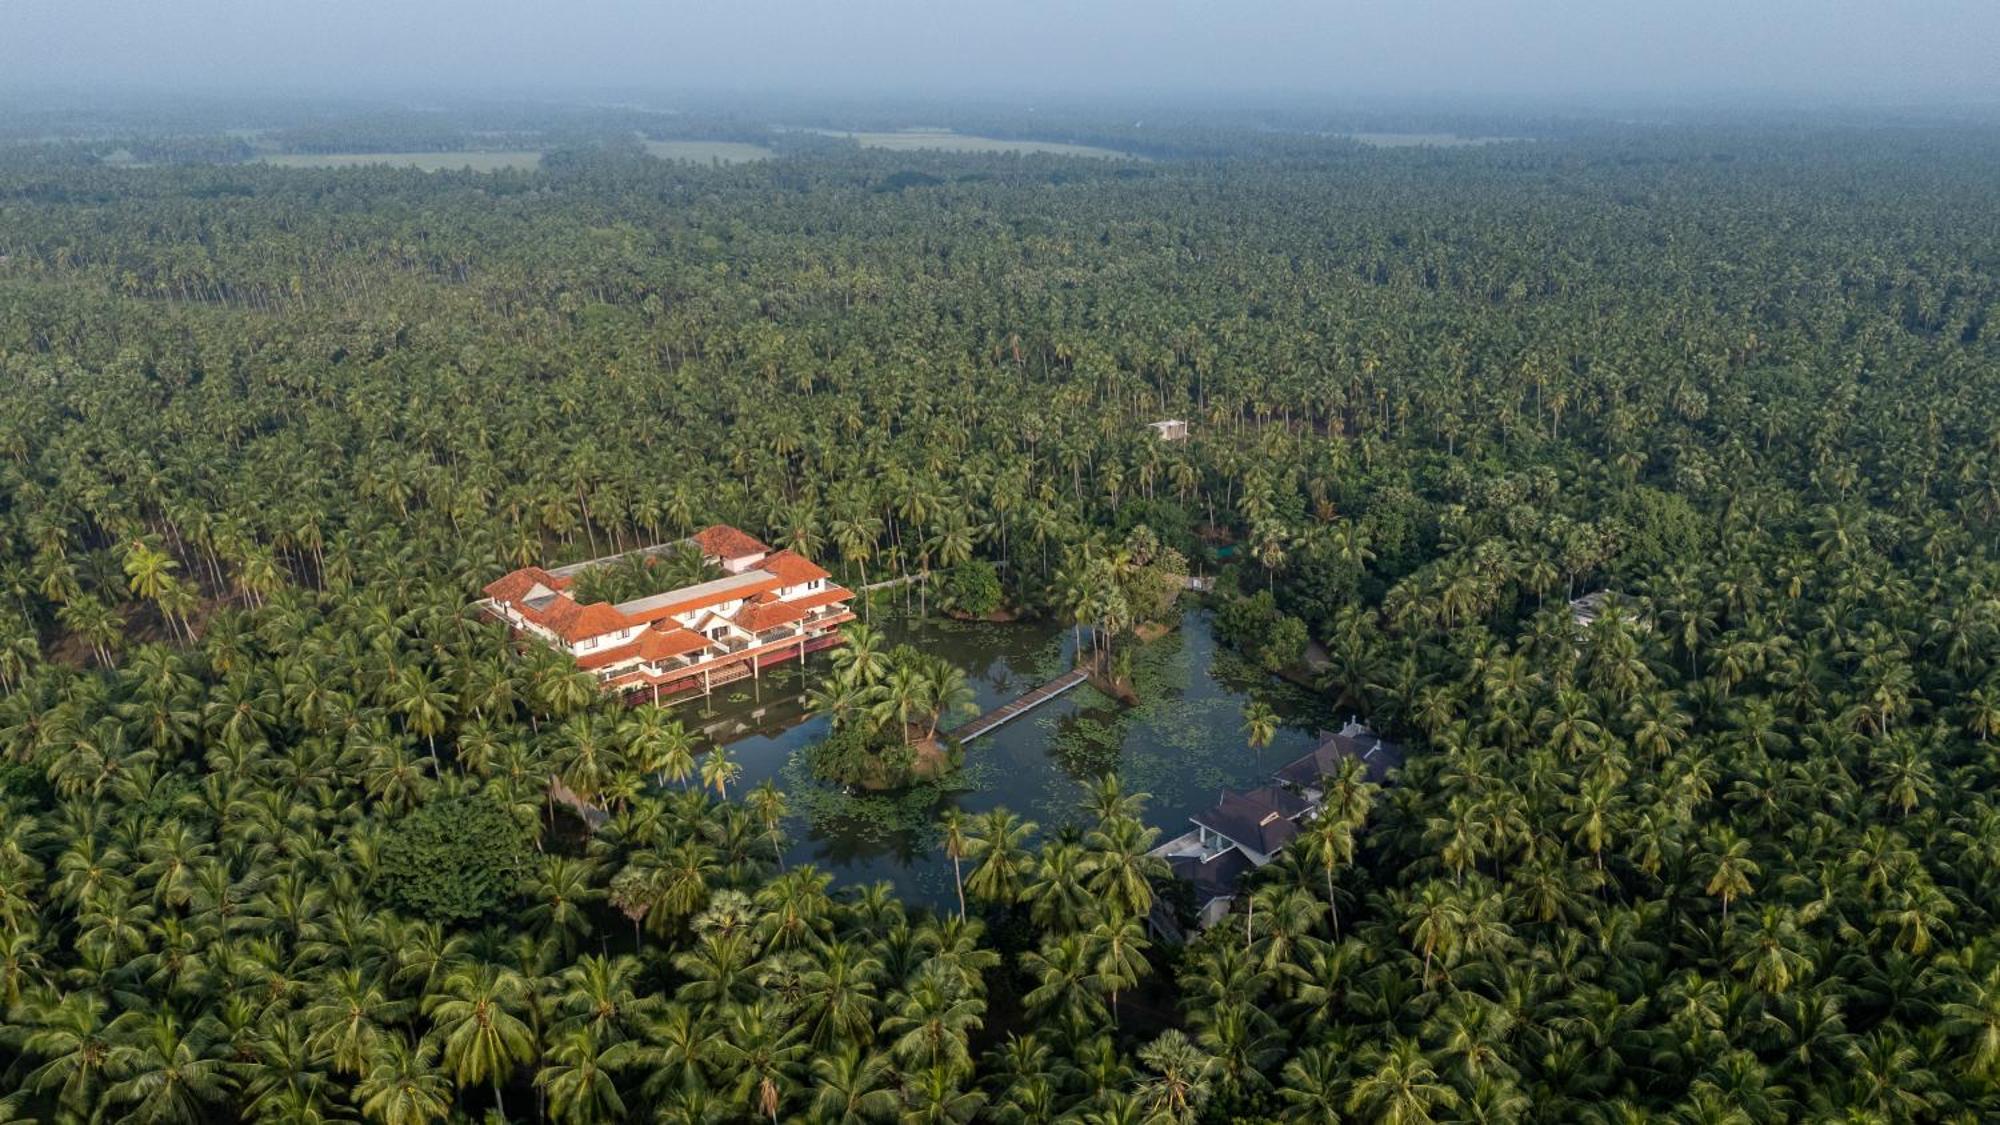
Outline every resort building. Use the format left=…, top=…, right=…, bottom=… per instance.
left=1146, top=419, right=1191, bottom=441
left=1272, top=718, right=1405, bottom=798
left=1149, top=719, right=1403, bottom=936
left=479, top=525, right=855, bottom=704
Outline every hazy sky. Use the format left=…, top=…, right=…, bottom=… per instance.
left=11, top=0, right=1998, bottom=101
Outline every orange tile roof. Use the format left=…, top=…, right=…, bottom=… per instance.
left=488, top=531, right=832, bottom=646
left=786, top=585, right=855, bottom=614
left=638, top=626, right=709, bottom=661
left=574, top=624, right=711, bottom=670
left=484, top=566, right=555, bottom=603
left=574, top=635, right=643, bottom=670
left=692, top=524, right=770, bottom=560
left=530, top=598, right=629, bottom=644
left=736, top=595, right=807, bottom=633
left=759, top=549, right=830, bottom=586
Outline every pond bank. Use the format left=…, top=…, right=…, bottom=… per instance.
left=702, top=609, right=1337, bottom=910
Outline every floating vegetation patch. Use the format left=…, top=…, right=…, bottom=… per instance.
left=779, top=752, right=978, bottom=845
left=1048, top=715, right=1124, bottom=778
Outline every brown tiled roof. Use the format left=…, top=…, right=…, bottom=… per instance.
left=484, top=566, right=554, bottom=602
left=541, top=600, right=627, bottom=643
left=759, top=548, right=829, bottom=586
left=573, top=624, right=711, bottom=670
left=639, top=627, right=709, bottom=661
left=785, top=586, right=854, bottom=614
left=692, top=524, right=770, bottom=560
left=736, top=595, right=807, bottom=633
left=574, top=635, right=643, bottom=670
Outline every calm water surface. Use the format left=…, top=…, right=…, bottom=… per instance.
left=690, top=609, right=1338, bottom=909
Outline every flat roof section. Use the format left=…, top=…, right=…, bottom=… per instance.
left=614, top=569, right=771, bottom=617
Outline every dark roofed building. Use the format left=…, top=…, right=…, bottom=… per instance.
left=1274, top=719, right=1404, bottom=793
left=1189, top=785, right=1310, bottom=865
left=1167, top=847, right=1255, bottom=930
left=1150, top=716, right=1406, bottom=940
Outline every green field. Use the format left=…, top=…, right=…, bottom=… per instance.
left=258, top=150, right=543, bottom=171
left=822, top=128, right=1138, bottom=159
left=642, top=139, right=774, bottom=164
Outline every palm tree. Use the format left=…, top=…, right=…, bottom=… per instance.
left=1702, top=827, right=1760, bottom=922
left=870, top=663, right=931, bottom=745
left=1300, top=812, right=1357, bottom=937
left=1089, top=911, right=1153, bottom=1024
left=423, top=963, right=536, bottom=1118
left=1081, top=815, right=1169, bottom=921
left=1241, top=700, right=1278, bottom=755
left=746, top=779, right=788, bottom=869
left=881, top=964, right=983, bottom=1076
left=829, top=623, right=889, bottom=688
left=1134, top=1030, right=1217, bottom=1125
left=920, top=658, right=977, bottom=742
left=353, top=1036, right=452, bottom=1125
left=1021, top=932, right=1107, bottom=1031
left=523, top=855, right=601, bottom=954
left=1400, top=882, right=1468, bottom=988
left=902, top=1065, right=986, bottom=1124
left=15, top=989, right=117, bottom=1118
left=1347, top=1038, right=1459, bottom=1125
left=963, top=807, right=1038, bottom=907
left=1020, top=841, right=1095, bottom=932
left=1277, top=1045, right=1344, bottom=1124
left=712, top=1001, right=807, bottom=1123
left=389, top=664, right=454, bottom=759
left=699, top=744, right=741, bottom=801
left=536, top=1027, right=626, bottom=1124
left=940, top=809, right=973, bottom=921
left=810, top=1046, right=899, bottom=1123
left=301, top=967, right=405, bottom=1077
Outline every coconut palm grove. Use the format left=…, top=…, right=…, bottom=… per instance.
left=2, top=97, right=2000, bottom=1123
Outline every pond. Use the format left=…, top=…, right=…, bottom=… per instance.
left=687, top=609, right=1341, bottom=911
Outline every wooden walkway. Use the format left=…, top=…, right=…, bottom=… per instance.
left=949, top=667, right=1090, bottom=743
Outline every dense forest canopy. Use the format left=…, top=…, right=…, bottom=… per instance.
left=1, top=102, right=1999, bottom=1123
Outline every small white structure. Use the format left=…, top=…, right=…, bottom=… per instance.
left=1146, top=419, right=1190, bottom=441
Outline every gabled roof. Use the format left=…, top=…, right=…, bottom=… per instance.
left=637, top=626, right=709, bottom=662
left=759, top=548, right=830, bottom=586
left=546, top=600, right=628, bottom=644
left=692, top=524, right=770, bottom=561
left=484, top=566, right=557, bottom=603
left=573, top=624, right=711, bottom=670
left=487, top=528, right=842, bottom=647
left=785, top=585, right=855, bottom=614
left=1191, top=787, right=1307, bottom=857
left=1275, top=721, right=1404, bottom=787
left=736, top=594, right=807, bottom=633
left=1168, top=847, right=1254, bottom=907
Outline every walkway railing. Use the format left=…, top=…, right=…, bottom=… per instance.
left=948, top=667, right=1090, bottom=743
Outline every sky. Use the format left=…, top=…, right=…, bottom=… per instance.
left=9, top=0, right=1998, bottom=102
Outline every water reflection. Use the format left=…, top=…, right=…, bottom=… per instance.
left=694, top=610, right=1335, bottom=909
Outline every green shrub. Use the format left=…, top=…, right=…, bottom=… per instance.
left=376, top=795, right=531, bottom=923
left=938, top=560, right=1003, bottom=616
